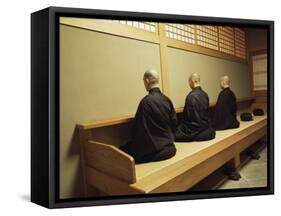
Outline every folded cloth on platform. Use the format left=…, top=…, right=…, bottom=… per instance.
left=253, top=108, right=265, bottom=116
left=240, top=112, right=253, bottom=121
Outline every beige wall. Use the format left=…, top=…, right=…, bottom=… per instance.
left=167, top=47, right=251, bottom=108
left=60, top=25, right=162, bottom=198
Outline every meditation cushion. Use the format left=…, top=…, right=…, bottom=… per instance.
left=253, top=108, right=265, bottom=116
left=240, top=112, right=253, bottom=121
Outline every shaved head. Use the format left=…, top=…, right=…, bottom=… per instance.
left=188, top=73, right=201, bottom=89
left=220, top=75, right=230, bottom=89
left=143, top=69, right=159, bottom=83
left=143, top=69, right=160, bottom=91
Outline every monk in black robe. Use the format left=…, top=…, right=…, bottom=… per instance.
left=176, top=73, right=215, bottom=142
left=120, top=69, right=177, bottom=164
left=212, top=76, right=240, bottom=130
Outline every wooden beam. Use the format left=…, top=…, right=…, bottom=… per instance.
left=150, top=145, right=236, bottom=193
left=165, top=38, right=247, bottom=64
left=158, top=23, right=170, bottom=96
left=60, top=17, right=160, bottom=44
left=77, top=114, right=134, bottom=130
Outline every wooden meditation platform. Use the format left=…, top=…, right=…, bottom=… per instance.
left=77, top=99, right=267, bottom=196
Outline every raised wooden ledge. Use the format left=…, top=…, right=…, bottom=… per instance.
left=77, top=96, right=255, bottom=130
left=133, top=116, right=266, bottom=193
left=77, top=114, right=134, bottom=130
left=79, top=114, right=267, bottom=196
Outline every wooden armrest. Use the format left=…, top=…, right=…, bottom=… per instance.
left=77, top=114, right=134, bottom=130
left=85, top=140, right=136, bottom=184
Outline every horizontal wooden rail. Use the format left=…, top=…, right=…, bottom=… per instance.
left=166, top=38, right=247, bottom=64
left=77, top=96, right=255, bottom=130
left=77, top=114, right=134, bottom=130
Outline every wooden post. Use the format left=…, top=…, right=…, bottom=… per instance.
left=158, top=23, right=170, bottom=97
left=225, top=153, right=241, bottom=181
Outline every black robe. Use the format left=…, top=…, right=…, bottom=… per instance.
left=176, top=87, right=215, bottom=142
left=120, top=87, right=177, bottom=163
left=212, top=87, right=240, bottom=130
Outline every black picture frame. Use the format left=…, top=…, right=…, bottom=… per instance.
left=31, top=6, right=274, bottom=209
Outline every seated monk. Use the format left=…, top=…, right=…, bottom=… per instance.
left=120, top=69, right=177, bottom=164
left=212, top=75, right=240, bottom=130
left=175, top=73, right=215, bottom=142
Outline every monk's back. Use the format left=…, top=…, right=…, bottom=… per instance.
left=122, top=87, right=177, bottom=163
left=183, top=87, right=210, bottom=131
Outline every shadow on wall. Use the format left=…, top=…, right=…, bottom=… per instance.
left=67, top=127, right=85, bottom=198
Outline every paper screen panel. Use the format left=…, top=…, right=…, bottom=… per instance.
left=234, top=27, right=246, bottom=59
left=113, top=20, right=156, bottom=32
left=196, top=25, right=219, bottom=50
left=252, top=54, right=267, bottom=90
left=218, top=26, right=235, bottom=55
left=165, top=24, right=196, bottom=44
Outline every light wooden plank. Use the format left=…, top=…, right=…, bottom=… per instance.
left=77, top=114, right=133, bottom=130
left=158, top=23, right=170, bottom=96
left=150, top=145, right=236, bottom=193
left=85, top=140, right=136, bottom=183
